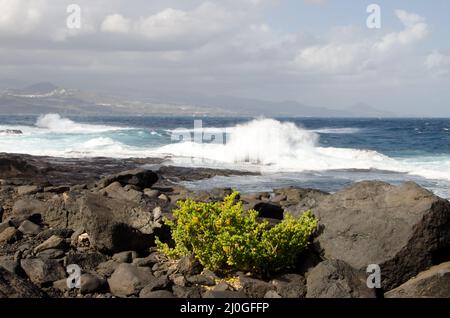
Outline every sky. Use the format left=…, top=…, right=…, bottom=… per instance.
left=0, top=0, right=450, bottom=116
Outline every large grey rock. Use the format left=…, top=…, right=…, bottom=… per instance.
left=80, top=193, right=155, bottom=253
left=0, top=267, right=47, bottom=298
left=12, top=194, right=82, bottom=229
left=97, top=169, right=158, bottom=190
left=20, top=258, right=66, bottom=286
left=385, top=262, right=450, bottom=298
left=12, top=198, right=47, bottom=221
left=313, top=181, right=450, bottom=290
left=108, top=263, right=154, bottom=296
left=306, top=260, right=376, bottom=298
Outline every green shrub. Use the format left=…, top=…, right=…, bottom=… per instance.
left=156, top=191, right=318, bottom=274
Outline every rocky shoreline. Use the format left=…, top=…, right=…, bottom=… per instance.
left=0, top=153, right=449, bottom=298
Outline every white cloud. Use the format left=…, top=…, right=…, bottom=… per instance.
left=425, top=51, right=450, bottom=76
left=101, top=14, right=130, bottom=34
left=0, top=0, right=43, bottom=34
left=295, top=10, right=429, bottom=74
left=100, top=2, right=242, bottom=47
left=374, top=10, right=428, bottom=52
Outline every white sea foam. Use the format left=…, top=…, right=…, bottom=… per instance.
left=156, top=118, right=450, bottom=180
left=35, top=114, right=128, bottom=133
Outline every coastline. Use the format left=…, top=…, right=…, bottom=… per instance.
left=0, top=152, right=449, bottom=298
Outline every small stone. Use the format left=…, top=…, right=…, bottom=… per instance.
left=80, top=273, right=106, bottom=294
left=264, top=290, right=282, bottom=298
left=96, top=260, right=119, bottom=278
left=34, top=235, right=66, bottom=253
left=212, top=282, right=231, bottom=291
left=37, top=249, right=65, bottom=260
left=272, top=274, right=307, bottom=298
left=172, top=285, right=202, bottom=298
left=0, top=255, right=19, bottom=274
left=186, top=274, right=216, bottom=286
left=0, top=221, right=10, bottom=233
left=144, top=189, right=160, bottom=199
left=53, top=278, right=69, bottom=291
left=70, top=227, right=85, bottom=247
left=108, top=263, right=154, bottom=296
left=66, top=251, right=107, bottom=271
left=153, top=207, right=162, bottom=220
left=176, top=256, right=202, bottom=276
left=140, top=290, right=175, bottom=298
left=0, top=227, right=21, bottom=244
left=140, top=275, right=170, bottom=294
left=78, top=233, right=90, bottom=246
left=132, top=253, right=161, bottom=267
left=112, top=251, right=138, bottom=263
left=20, top=258, right=66, bottom=285
left=18, top=220, right=41, bottom=235
left=271, top=194, right=287, bottom=203
left=17, top=185, right=41, bottom=196
left=203, top=290, right=247, bottom=298
left=171, top=274, right=187, bottom=287
left=240, top=275, right=274, bottom=298
left=44, top=186, right=70, bottom=194
left=158, top=194, right=169, bottom=201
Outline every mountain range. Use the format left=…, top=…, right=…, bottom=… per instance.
left=0, top=82, right=395, bottom=117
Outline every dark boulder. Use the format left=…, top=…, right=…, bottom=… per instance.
left=239, top=275, right=274, bottom=298
left=66, top=251, right=108, bottom=272
left=20, top=258, right=66, bottom=286
left=172, top=285, right=202, bottom=298
left=80, top=193, right=155, bottom=253
left=313, top=181, right=450, bottom=290
left=0, top=267, right=47, bottom=298
left=97, top=169, right=158, bottom=190
left=385, top=262, right=450, bottom=298
left=253, top=202, right=284, bottom=220
left=271, top=274, right=307, bottom=298
left=176, top=256, right=203, bottom=276
left=306, top=259, right=376, bottom=298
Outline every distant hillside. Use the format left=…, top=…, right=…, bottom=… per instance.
left=0, top=82, right=395, bottom=117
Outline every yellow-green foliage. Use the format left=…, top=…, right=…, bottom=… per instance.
left=157, top=191, right=318, bottom=273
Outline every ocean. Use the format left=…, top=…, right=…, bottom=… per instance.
left=1, top=114, right=450, bottom=198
